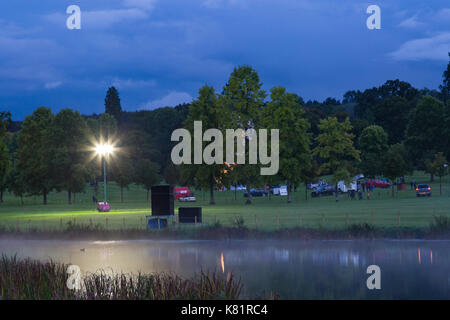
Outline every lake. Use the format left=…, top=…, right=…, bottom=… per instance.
left=0, top=239, right=449, bottom=299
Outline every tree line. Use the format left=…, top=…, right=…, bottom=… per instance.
left=0, top=54, right=449, bottom=205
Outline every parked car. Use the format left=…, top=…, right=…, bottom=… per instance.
left=244, top=189, right=268, bottom=197
left=311, top=185, right=335, bottom=198
left=307, top=180, right=327, bottom=190
left=174, top=187, right=191, bottom=199
left=365, top=179, right=391, bottom=189
left=178, top=195, right=197, bottom=202
left=374, top=179, right=391, bottom=188
left=416, top=184, right=431, bottom=197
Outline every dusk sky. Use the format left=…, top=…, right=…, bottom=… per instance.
left=1, top=0, right=449, bottom=120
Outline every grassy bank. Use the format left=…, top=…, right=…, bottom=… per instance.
left=0, top=215, right=450, bottom=240
left=0, top=171, right=449, bottom=232
left=0, top=255, right=249, bottom=300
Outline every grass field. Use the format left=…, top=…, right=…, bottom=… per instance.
left=0, top=171, right=449, bottom=232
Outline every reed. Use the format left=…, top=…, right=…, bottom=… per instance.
left=0, top=255, right=243, bottom=300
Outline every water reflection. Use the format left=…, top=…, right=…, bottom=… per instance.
left=0, top=239, right=449, bottom=299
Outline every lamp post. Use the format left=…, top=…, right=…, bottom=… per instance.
left=96, top=143, right=114, bottom=203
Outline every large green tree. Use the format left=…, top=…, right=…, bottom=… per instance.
left=425, top=152, right=448, bottom=195
left=262, top=86, right=311, bottom=203
left=46, top=109, right=91, bottom=204
left=105, top=86, right=122, bottom=122
left=358, top=125, right=388, bottom=178
left=182, top=85, right=226, bottom=204
left=111, top=154, right=135, bottom=202
left=384, top=143, right=412, bottom=198
left=17, top=107, right=55, bottom=204
left=313, top=117, right=360, bottom=201
left=220, top=65, right=267, bottom=204
left=135, top=159, right=161, bottom=201
left=372, top=97, right=412, bottom=144
left=405, top=96, right=446, bottom=167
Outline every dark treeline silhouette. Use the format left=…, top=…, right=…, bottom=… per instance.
left=0, top=54, right=449, bottom=204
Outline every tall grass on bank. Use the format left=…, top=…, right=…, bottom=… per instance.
left=0, top=255, right=243, bottom=300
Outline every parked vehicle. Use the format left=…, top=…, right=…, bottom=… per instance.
left=307, top=180, right=327, bottom=190
left=270, top=185, right=288, bottom=196
left=374, top=179, right=391, bottom=188
left=178, top=195, right=197, bottom=202
left=230, top=185, right=247, bottom=191
left=97, top=202, right=110, bottom=212
left=244, top=189, right=268, bottom=197
left=311, top=185, right=335, bottom=198
left=364, top=179, right=390, bottom=189
left=337, top=180, right=357, bottom=193
left=173, top=187, right=191, bottom=199
left=416, top=184, right=431, bottom=197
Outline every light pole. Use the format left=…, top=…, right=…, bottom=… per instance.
left=95, top=143, right=114, bottom=203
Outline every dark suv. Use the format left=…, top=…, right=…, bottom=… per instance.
left=416, top=184, right=431, bottom=197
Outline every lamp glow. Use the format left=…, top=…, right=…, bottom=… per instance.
left=95, top=143, right=114, bottom=156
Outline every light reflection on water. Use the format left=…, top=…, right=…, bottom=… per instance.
left=0, top=239, right=449, bottom=299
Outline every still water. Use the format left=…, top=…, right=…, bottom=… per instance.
left=0, top=239, right=449, bottom=299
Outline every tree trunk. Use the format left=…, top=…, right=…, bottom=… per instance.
left=209, top=174, right=215, bottom=205
left=287, top=182, right=292, bottom=203
left=335, top=182, right=339, bottom=202
left=121, top=186, right=124, bottom=203
left=43, top=190, right=47, bottom=205
left=305, top=183, right=308, bottom=201
left=245, top=184, right=252, bottom=204
left=68, top=190, right=72, bottom=205
left=0, top=191, right=3, bottom=202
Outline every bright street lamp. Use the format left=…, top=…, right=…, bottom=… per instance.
left=95, top=143, right=115, bottom=203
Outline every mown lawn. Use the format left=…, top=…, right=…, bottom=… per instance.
left=0, top=171, right=449, bottom=231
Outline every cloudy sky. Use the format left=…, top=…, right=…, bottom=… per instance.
left=0, top=0, right=449, bottom=119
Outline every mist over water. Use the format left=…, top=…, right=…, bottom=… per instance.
left=1, top=239, right=449, bottom=299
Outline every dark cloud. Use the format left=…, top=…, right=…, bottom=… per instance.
left=0, top=0, right=448, bottom=119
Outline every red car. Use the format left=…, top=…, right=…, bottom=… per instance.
left=365, top=179, right=390, bottom=189
left=173, top=187, right=191, bottom=199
